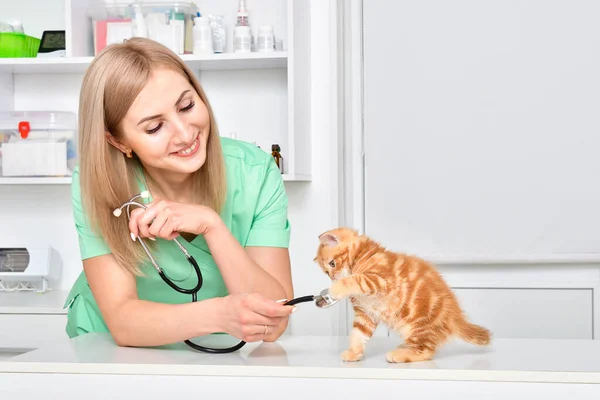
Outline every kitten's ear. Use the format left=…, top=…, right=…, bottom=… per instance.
left=319, top=232, right=340, bottom=247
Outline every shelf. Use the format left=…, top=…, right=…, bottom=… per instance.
left=180, top=52, right=287, bottom=71
left=281, top=174, right=311, bottom=182
left=0, top=52, right=288, bottom=74
left=0, top=173, right=309, bottom=185
left=0, top=177, right=72, bottom=185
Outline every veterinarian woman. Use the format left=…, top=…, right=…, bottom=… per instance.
left=63, top=37, right=296, bottom=347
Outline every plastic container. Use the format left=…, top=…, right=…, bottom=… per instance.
left=0, top=33, right=40, bottom=58
left=0, top=111, right=78, bottom=177
left=257, top=26, right=275, bottom=52
left=88, top=1, right=199, bottom=55
left=192, top=16, right=213, bottom=55
left=208, top=15, right=226, bottom=53
left=233, top=25, right=251, bottom=53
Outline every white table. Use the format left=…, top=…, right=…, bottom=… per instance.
left=1, top=333, right=600, bottom=399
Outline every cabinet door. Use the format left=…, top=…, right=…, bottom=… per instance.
left=452, top=288, right=593, bottom=340
left=345, top=288, right=594, bottom=340
left=0, top=314, right=68, bottom=349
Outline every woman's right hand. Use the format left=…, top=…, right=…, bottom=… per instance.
left=217, top=293, right=296, bottom=342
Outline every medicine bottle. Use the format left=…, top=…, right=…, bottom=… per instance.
left=271, top=144, right=283, bottom=173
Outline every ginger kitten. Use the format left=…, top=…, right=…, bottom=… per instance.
left=314, top=227, right=491, bottom=363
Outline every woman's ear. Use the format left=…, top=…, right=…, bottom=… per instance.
left=105, top=131, right=132, bottom=158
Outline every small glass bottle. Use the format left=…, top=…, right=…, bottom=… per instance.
left=271, top=144, right=283, bottom=173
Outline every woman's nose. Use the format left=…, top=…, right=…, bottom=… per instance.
left=172, top=117, right=194, bottom=144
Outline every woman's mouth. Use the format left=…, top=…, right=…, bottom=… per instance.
left=172, top=137, right=199, bottom=157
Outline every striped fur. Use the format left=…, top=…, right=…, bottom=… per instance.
left=314, top=227, right=491, bottom=363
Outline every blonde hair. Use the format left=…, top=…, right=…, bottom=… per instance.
left=78, top=37, right=226, bottom=275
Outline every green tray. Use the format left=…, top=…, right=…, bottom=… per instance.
left=0, top=33, right=41, bottom=58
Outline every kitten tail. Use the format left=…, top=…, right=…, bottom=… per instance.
left=453, top=317, right=491, bottom=346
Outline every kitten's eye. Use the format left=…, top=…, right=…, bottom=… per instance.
left=329, top=260, right=336, bottom=267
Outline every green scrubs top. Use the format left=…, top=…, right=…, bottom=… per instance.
left=63, top=137, right=291, bottom=338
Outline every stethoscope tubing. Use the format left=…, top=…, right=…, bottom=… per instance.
left=114, top=193, right=318, bottom=354
left=183, top=295, right=317, bottom=354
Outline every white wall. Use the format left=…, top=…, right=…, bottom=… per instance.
left=196, top=69, right=289, bottom=152
left=285, top=0, right=342, bottom=335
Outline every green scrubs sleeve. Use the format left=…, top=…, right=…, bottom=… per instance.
left=245, top=156, right=291, bottom=248
left=71, top=167, right=111, bottom=260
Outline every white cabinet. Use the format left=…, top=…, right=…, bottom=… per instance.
left=344, top=267, right=600, bottom=340
left=0, top=291, right=68, bottom=350
left=0, top=314, right=67, bottom=349
left=453, top=288, right=594, bottom=340
left=350, top=288, right=595, bottom=340
left=0, top=0, right=312, bottom=181
left=339, top=0, right=600, bottom=341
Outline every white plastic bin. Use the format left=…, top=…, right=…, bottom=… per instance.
left=0, top=111, right=78, bottom=177
left=89, top=1, right=199, bottom=55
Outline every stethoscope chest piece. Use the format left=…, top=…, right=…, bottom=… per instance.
left=314, top=288, right=339, bottom=309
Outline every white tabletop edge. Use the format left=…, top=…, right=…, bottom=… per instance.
left=0, top=362, right=599, bottom=384
left=3, top=334, right=600, bottom=384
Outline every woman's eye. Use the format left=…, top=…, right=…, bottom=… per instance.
left=329, top=260, right=336, bottom=267
left=180, top=101, right=195, bottom=112
left=143, top=100, right=194, bottom=134
left=146, top=122, right=163, bottom=134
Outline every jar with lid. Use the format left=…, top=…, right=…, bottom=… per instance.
left=193, top=15, right=213, bottom=55
left=257, top=25, right=275, bottom=52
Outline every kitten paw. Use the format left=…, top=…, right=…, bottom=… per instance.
left=341, top=349, right=363, bottom=362
left=329, top=281, right=346, bottom=300
left=386, top=348, right=433, bottom=363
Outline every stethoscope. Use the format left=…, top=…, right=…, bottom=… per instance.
left=113, top=192, right=339, bottom=353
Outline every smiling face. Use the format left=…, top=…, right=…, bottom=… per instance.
left=107, top=67, right=211, bottom=179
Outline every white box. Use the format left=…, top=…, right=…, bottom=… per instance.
left=0, top=111, right=77, bottom=177
left=2, top=141, right=68, bottom=176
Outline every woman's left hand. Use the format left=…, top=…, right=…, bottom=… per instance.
left=127, top=200, right=221, bottom=241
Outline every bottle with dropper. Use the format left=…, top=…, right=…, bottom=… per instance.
left=234, top=0, right=253, bottom=52
left=237, top=0, right=249, bottom=25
